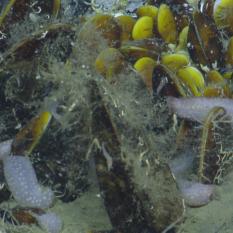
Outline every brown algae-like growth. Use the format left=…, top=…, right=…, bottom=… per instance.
left=0, top=0, right=233, bottom=233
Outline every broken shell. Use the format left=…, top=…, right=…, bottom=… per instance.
left=157, top=4, right=177, bottom=43
left=12, top=208, right=42, bottom=225
left=132, top=16, right=154, bottom=40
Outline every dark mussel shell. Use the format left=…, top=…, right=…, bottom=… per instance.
left=187, top=11, right=224, bottom=69
left=152, top=64, right=184, bottom=97
left=149, top=0, right=193, bottom=33
left=198, top=0, right=214, bottom=18
left=89, top=79, right=183, bottom=232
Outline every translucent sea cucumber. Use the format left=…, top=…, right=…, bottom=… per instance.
left=3, top=155, right=54, bottom=209
left=34, top=212, right=63, bottom=233
left=166, top=97, right=233, bottom=123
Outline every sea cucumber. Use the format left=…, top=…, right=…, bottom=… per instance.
left=3, top=155, right=54, bottom=208
left=35, top=212, right=63, bottom=233
left=166, top=97, right=233, bottom=123
left=177, top=179, right=214, bottom=207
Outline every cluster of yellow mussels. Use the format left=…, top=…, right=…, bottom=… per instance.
left=81, top=0, right=233, bottom=98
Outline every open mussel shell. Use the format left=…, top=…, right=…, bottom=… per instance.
left=79, top=14, right=121, bottom=49
left=152, top=64, right=185, bottom=97
left=187, top=11, right=224, bottom=68
left=0, top=0, right=30, bottom=28
left=134, top=56, right=156, bottom=91
left=0, top=0, right=61, bottom=39
left=1, top=23, right=75, bottom=69
left=0, top=207, right=44, bottom=225
left=11, top=111, right=52, bottom=156
left=161, top=53, right=189, bottom=71
left=120, top=38, right=167, bottom=63
left=11, top=207, right=44, bottom=225
left=95, top=47, right=126, bottom=80
left=115, top=15, right=135, bottom=42
left=198, top=0, right=214, bottom=18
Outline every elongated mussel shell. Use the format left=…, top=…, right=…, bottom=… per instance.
left=1, top=23, right=75, bottom=69
left=89, top=80, right=183, bottom=232
left=187, top=11, right=224, bottom=68
left=89, top=80, right=155, bottom=233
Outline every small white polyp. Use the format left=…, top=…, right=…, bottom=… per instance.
left=3, top=155, right=54, bottom=208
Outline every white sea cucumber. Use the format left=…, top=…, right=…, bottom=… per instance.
left=34, top=212, right=63, bottom=233
left=3, top=155, right=54, bottom=208
left=166, top=97, right=233, bottom=123
left=177, top=179, right=214, bottom=207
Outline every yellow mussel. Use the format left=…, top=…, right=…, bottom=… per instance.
left=134, top=57, right=156, bottom=91
left=157, top=4, right=177, bottom=43
left=136, top=5, right=158, bottom=21
left=176, top=26, right=189, bottom=52
left=95, top=47, right=125, bottom=80
left=214, top=0, right=233, bottom=34
left=161, top=53, right=189, bottom=72
left=207, top=70, right=225, bottom=83
left=12, top=111, right=52, bottom=156
left=177, top=66, right=205, bottom=96
left=116, top=15, right=135, bottom=42
left=79, top=14, right=121, bottom=48
left=132, top=16, right=154, bottom=40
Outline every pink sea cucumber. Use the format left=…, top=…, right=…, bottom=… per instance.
left=166, top=97, right=233, bottom=123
